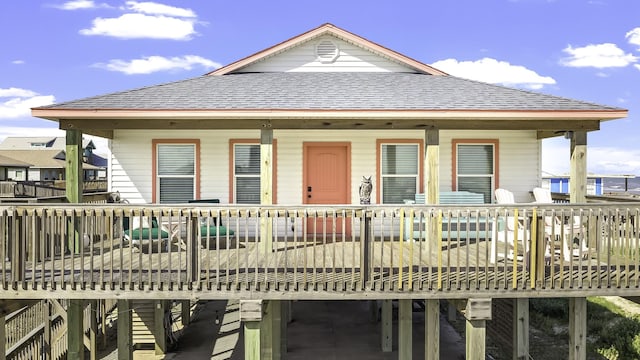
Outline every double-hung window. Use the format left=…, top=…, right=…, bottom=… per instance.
left=230, top=139, right=278, bottom=204
left=153, top=140, right=199, bottom=203
left=453, top=140, right=498, bottom=203
left=378, top=140, right=421, bottom=204
left=233, top=143, right=261, bottom=204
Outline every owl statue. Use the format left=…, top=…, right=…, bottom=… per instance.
left=359, top=176, right=372, bottom=204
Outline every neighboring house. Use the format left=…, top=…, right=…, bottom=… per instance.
left=0, top=136, right=107, bottom=180
left=542, top=173, right=636, bottom=195
left=0, top=150, right=102, bottom=181
left=0, top=154, right=31, bottom=181
left=33, top=23, right=626, bottom=207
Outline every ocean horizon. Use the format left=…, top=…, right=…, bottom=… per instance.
left=603, top=176, right=640, bottom=194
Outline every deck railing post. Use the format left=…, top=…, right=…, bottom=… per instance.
left=361, top=208, right=371, bottom=288
left=11, top=211, right=24, bottom=286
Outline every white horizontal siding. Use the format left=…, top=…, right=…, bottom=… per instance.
left=440, top=130, right=540, bottom=203
left=109, top=129, right=541, bottom=236
left=110, top=129, right=541, bottom=204
left=240, top=35, right=414, bottom=73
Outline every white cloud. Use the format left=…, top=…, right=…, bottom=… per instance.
left=0, top=88, right=38, bottom=98
left=635, top=64, right=640, bottom=71
left=542, top=138, right=640, bottom=175
left=79, top=13, right=196, bottom=40
left=560, top=43, right=638, bottom=68
left=12, top=60, right=25, bottom=65
left=431, top=57, right=556, bottom=89
left=93, top=55, right=221, bottom=74
left=626, top=28, right=640, bottom=49
left=0, top=88, right=55, bottom=119
left=124, top=1, right=195, bottom=18
left=53, top=0, right=111, bottom=10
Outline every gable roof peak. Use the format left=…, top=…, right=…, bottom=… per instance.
left=207, top=23, right=447, bottom=76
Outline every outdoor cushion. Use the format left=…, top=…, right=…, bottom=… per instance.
left=126, top=227, right=169, bottom=240
left=200, top=225, right=234, bottom=236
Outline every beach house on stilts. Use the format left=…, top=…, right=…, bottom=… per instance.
left=8, top=23, right=632, bottom=359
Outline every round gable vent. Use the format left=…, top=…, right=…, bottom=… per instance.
left=316, top=40, right=339, bottom=63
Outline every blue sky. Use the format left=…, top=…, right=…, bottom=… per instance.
left=1, top=0, right=638, bottom=175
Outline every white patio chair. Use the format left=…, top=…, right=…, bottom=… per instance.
left=490, top=188, right=531, bottom=263
left=532, top=187, right=588, bottom=260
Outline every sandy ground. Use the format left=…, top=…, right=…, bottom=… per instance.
left=153, top=299, right=466, bottom=360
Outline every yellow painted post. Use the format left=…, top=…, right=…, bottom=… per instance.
left=530, top=209, right=537, bottom=289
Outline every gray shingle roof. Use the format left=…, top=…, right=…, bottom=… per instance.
left=38, top=72, right=621, bottom=112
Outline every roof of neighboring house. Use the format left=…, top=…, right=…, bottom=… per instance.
left=0, top=150, right=101, bottom=169
left=0, top=154, right=31, bottom=167
left=0, top=136, right=95, bottom=150
left=35, top=72, right=622, bottom=112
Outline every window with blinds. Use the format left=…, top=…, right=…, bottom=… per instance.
left=381, top=143, right=419, bottom=204
left=234, top=144, right=260, bottom=204
left=456, top=143, right=494, bottom=203
left=156, top=144, right=195, bottom=203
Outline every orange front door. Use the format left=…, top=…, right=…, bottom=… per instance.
left=303, top=143, right=351, bottom=235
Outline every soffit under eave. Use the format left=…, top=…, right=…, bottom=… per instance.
left=55, top=117, right=605, bottom=133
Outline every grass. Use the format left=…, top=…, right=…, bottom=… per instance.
left=530, top=297, right=640, bottom=360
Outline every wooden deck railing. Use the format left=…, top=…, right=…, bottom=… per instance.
left=0, top=181, right=108, bottom=199
left=4, top=298, right=117, bottom=360
left=0, top=203, right=638, bottom=299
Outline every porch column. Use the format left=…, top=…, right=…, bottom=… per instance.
left=260, top=128, right=273, bottom=252
left=569, top=131, right=587, bottom=360
left=261, top=300, right=282, bottom=360
left=381, top=299, right=392, bottom=352
left=464, top=298, right=491, bottom=360
left=241, top=300, right=263, bottom=360
left=398, top=299, right=412, bottom=360
left=117, top=300, right=133, bottom=360
left=569, top=297, right=587, bottom=359
left=513, top=298, right=529, bottom=360
left=425, top=128, right=441, bottom=360
left=154, top=300, right=167, bottom=355
left=66, top=129, right=85, bottom=360
left=425, top=297, right=440, bottom=360
left=569, top=131, right=587, bottom=203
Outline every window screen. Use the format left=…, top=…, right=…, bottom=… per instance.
left=381, top=144, right=419, bottom=204
left=457, top=144, right=494, bottom=203
left=157, top=144, right=195, bottom=203
left=234, top=144, right=260, bottom=204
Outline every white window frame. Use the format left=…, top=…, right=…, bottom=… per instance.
left=154, top=141, right=198, bottom=204
left=454, top=140, right=497, bottom=203
left=378, top=141, right=421, bottom=204
left=232, top=143, right=261, bottom=204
